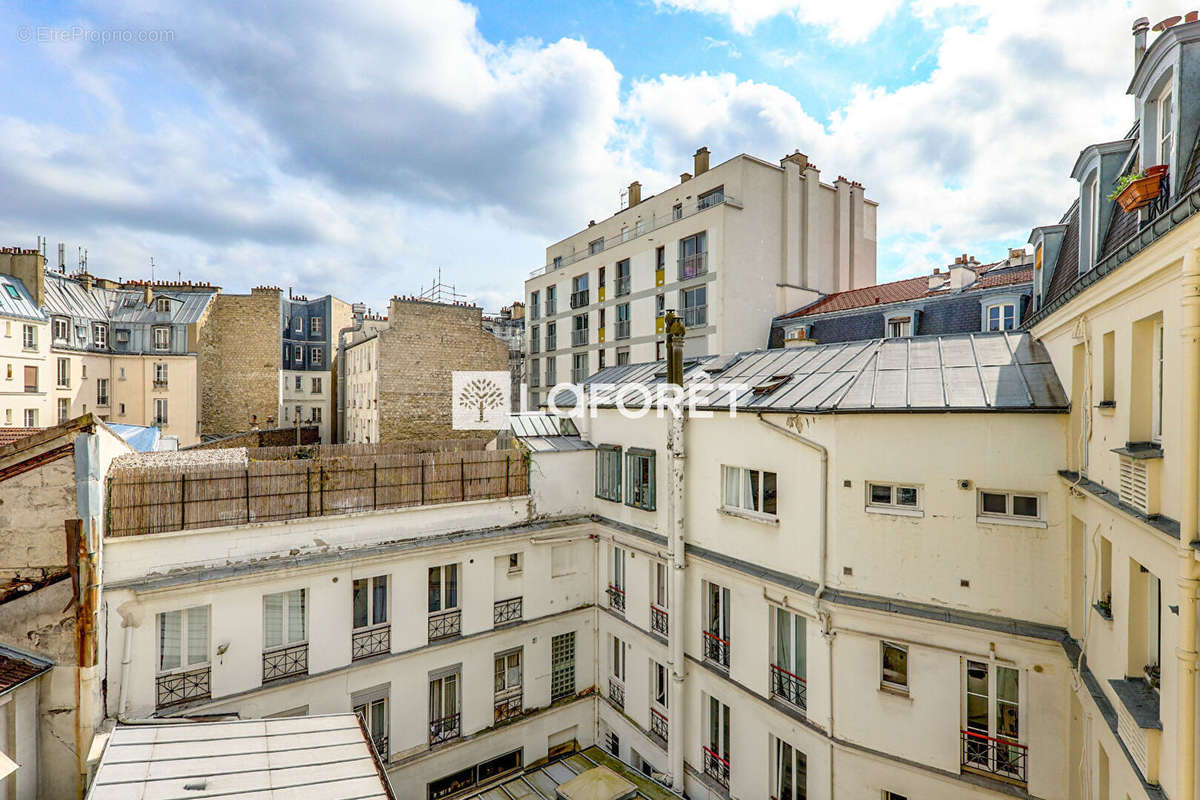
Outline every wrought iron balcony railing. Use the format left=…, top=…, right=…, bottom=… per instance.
left=608, top=677, right=624, bottom=709
left=702, top=630, right=729, bottom=669
left=683, top=305, right=707, bottom=328
left=156, top=666, right=210, bottom=709
left=494, top=596, right=523, bottom=626
left=570, top=290, right=590, bottom=309
left=702, top=746, right=730, bottom=789
left=369, top=732, right=388, bottom=760
left=494, top=687, right=523, bottom=722
left=262, top=642, right=308, bottom=683
left=650, top=708, right=668, bottom=747
left=650, top=605, right=668, bottom=636
left=770, top=663, right=807, bottom=711
left=351, top=623, right=390, bottom=661
left=961, top=729, right=1027, bottom=785
left=678, top=252, right=707, bottom=281
left=429, top=712, right=461, bottom=745
left=615, top=276, right=631, bottom=296
left=607, top=585, right=626, bottom=613
left=614, top=320, right=630, bottom=340
left=428, top=608, right=462, bottom=642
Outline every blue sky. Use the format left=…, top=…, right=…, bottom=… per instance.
left=0, top=0, right=1165, bottom=312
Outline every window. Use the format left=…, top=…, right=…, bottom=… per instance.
left=118, top=403, right=125, bottom=416
left=1101, top=330, right=1115, bottom=406
left=615, top=303, right=630, bottom=339
left=295, top=375, right=303, bottom=391
left=155, top=297, right=171, bottom=313
left=310, top=347, right=322, bottom=366
left=881, top=641, right=908, bottom=692
left=883, top=793, right=909, bottom=800
left=118, top=366, right=125, bottom=379
left=703, top=581, right=731, bottom=668
left=656, top=293, right=665, bottom=317
left=589, top=238, right=604, bottom=255
left=22, top=325, right=35, bottom=350
left=609, top=546, right=626, bottom=611
left=2, top=285, right=15, bottom=300
left=656, top=341, right=664, bottom=361
left=615, top=259, right=630, bottom=296
left=507, top=552, right=522, bottom=572
left=962, top=660, right=1022, bottom=781
left=428, top=564, right=459, bottom=613
left=115, top=329, right=129, bottom=345
left=698, top=186, right=725, bottom=209
left=550, top=632, right=576, bottom=701
left=154, top=398, right=168, bottom=425
left=616, top=347, right=630, bottom=366
left=154, top=362, right=168, bottom=386
left=5, top=364, right=9, bottom=380
left=96, top=378, right=109, bottom=407
left=679, top=232, right=707, bottom=279
left=672, top=203, right=682, bottom=221
left=56, top=358, right=70, bottom=388
left=294, top=405, right=302, bottom=422
left=310, top=316, right=322, bottom=336
left=311, top=407, right=322, bottom=423
left=572, top=353, right=588, bottom=384
left=1157, top=84, right=1173, bottom=169
left=598, top=349, right=606, bottom=368
left=652, top=561, right=669, bottom=612
left=263, top=589, right=306, bottom=650
left=546, top=321, right=557, bottom=351
left=57, top=398, right=69, bottom=424
left=652, top=660, right=668, bottom=708
left=23, top=409, right=36, bottom=427
left=353, top=691, right=389, bottom=758
left=530, top=290, right=540, bottom=319
left=294, top=316, right=303, bottom=333
left=572, top=313, right=589, bottom=346
left=546, top=357, right=557, bottom=386
left=529, top=359, right=541, bottom=388
left=553, top=256, right=563, bottom=270
left=625, top=448, right=655, bottom=510
left=771, top=737, right=807, bottom=800
left=23, top=365, right=36, bottom=393
left=886, top=317, right=911, bottom=338
left=722, top=465, right=777, bottom=517
left=771, top=606, right=806, bottom=709
left=610, top=635, right=626, bottom=681
left=92, top=323, right=107, bottom=348
left=158, top=606, right=210, bottom=673
left=1152, top=320, right=1164, bottom=442
left=530, top=324, right=540, bottom=354
left=312, top=377, right=322, bottom=394
left=53, top=318, right=68, bottom=341
left=1088, top=173, right=1101, bottom=268
left=985, top=303, right=1017, bottom=331
left=682, top=286, right=707, bottom=327
left=866, top=482, right=920, bottom=513
left=494, top=648, right=522, bottom=720
left=595, top=445, right=621, bottom=501
left=353, top=575, right=389, bottom=629
left=546, top=286, right=557, bottom=315
left=598, top=266, right=606, bottom=290
left=978, top=490, right=1042, bottom=523
left=293, top=344, right=303, bottom=364
left=153, top=326, right=170, bottom=351
left=429, top=669, right=462, bottom=743
left=705, top=696, right=731, bottom=787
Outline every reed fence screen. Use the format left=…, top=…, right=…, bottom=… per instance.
left=106, top=446, right=528, bottom=538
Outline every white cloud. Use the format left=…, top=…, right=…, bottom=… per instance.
left=653, top=0, right=904, bottom=42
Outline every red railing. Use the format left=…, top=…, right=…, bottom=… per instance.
left=702, top=629, right=729, bottom=668
left=650, top=604, right=668, bottom=636
left=702, top=745, right=729, bottom=788
left=769, top=662, right=807, bottom=710
left=961, top=729, right=1027, bottom=784
left=607, top=584, right=626, bottom=613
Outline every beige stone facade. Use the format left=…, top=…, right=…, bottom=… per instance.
left=343, top=299, right=508, bottom=443
left=198, top=287, right=282, bottom=436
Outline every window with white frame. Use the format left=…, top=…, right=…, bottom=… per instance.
left=153, top=326, right=170, bottom=351
left=866, top=482, right=920, bottom=513
left=427, top=564, right=459, bottom=612
left=353, top=688, right=389, bottom=758
left=93, top=323, right=107, bottom=348
left=881, top=641, right=908, bottom=692
left=293, top=344, right=303, bottom=364
left=154, top=362, right=168, bottom=386
left=985, top=303, right=1017, bottom=331
left=96, top=378, right=109, bottom=407
left=610, top=635, right=625, bottom=682
left=886, top=316, right=911, bottom=338
left=158, top=605, right=210, bottom=673
left=53, top=318, right=68, bottom=341
left=429, top=668, right=461, bottom=741
left=155, top=297, right=171, bottom=313
left=703, top=581, right=731, bottom=669
left=263, top=589, right=306, bottom=651
left=705, top=695, right=731, bottom=784
left=770, top=606, right=806, bottom=708
left=56, top=358, right=69, bottom=388
left=608, top=545, right=626, bottom=610
left=57, top=398, right=69, bottom=424
left=22, top=324, right=35, bottom=349
left=353, top=575, right=388, bottom=630
left=962, top=659, right=1021, bottom=780
left=652, top=659, right=668, bottom=709
left=154, top=398, right=168, bottom=425
left=494, top=648, right=522, bottom=720
left=310, top=347, right=323, bottom=366
left=978, top=490, right=1042, bottom=523
left=722, top=465, right=777, bottom=517
left=310, top=316, right=322, bottom=336
left=771, top=737, right=807, bottom=800
left=311, top=407, right=322, bottom=423
left=1158, top=83, right=1174, bottom=170
left=595, top=445, right=621, bottom=501
left=1153, top=320, right=1164, bottom=442
left=652, top=561, right=669, bottom=611
left=23, top=409, right=36, bottom=427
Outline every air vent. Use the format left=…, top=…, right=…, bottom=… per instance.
left=1119, top=457, right=1151, bottom=515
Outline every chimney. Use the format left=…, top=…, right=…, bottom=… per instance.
left=79, top=272, right=94, bottom=292
left=780, top=150, right=808, bottom=169
left=0, top=247, right=46, bottom=306
left=680, top=172, right=692, bottom=183
left=693, top=147, right=710, bottom=176
left=1133, top=17, right=1150, bottom=68
left=57, top=242, right=65, bottom=271
left=627, top=181, right=642, bottom=207
left=949, top=260, right=977, bottom=290
left=928, top=268, right=946, bottom=291
left=144, top=283, right=153, bottom=306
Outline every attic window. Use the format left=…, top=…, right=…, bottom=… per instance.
left=155, top=297, right=171, bottom=313
left=4, top=285, right=17, bottom=300
left=752, top=374, right=791, bottom=395
left=886, top=317, right=912, bottom=338
left=123, top=296, right=137, bottom=308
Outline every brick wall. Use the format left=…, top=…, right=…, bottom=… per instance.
left=185, top=425, right=320, bottom=450
left=198, top=288, right=281, bottom=436
left=376, top=299, right=508, bottom=442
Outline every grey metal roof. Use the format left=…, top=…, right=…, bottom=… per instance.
left=554, top=332, right=1068, bottom=413
left=508, top=413, right=593, bottom=452
left=42, top=272, right=108, bottom=319
left=87, top=715, right=392, bottom=800
left=0, top=274, right=46, bottom=322
left=102, top=288, right=217, bottom=324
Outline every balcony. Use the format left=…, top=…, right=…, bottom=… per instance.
left=615, top=276, right=631, bottom=297
left=607, top=585, right=626, bottom=613
left=571, top=328, right=589, bottom=347
left=351, top=623, right=390, bottom=661
left=545, top=301, right=556, bottom=316
left=702, top=746, right=730, bottom=789
left=530, top=339, right=540, bottom=354
left=614, top=320, right=630, bottom=340
left=608, top=677, right=624, bottom=710
left=650, top=605, right=668, bottom=636
left=429, top=712, right=461, bottom=745
left=494, top=596, right=523, bottom=626
left=368, top=731, right=388, bottom=760
left=961, top=730, right=1027, bottom=786
left=650, top=709, right=668, bottom=748
left=545, top=334, right=557, bottom=352
left=702, top=630, right=729, bottom=669
left=156, top=666, right=210, bottom=709
left=153, top=379, right=168, bottom=389
left=570, top=290, right=590, bottom=309
left=683, top=305, right=707, bottom=328
left=262, top=643, right=308, bottom=683
left=429, top=609, right=462, bottom=641
left=769, top=663, right=807, bottom=711
left=494, top=687, right=523, bottom=722
left=678, top=252, right=707, bottom=281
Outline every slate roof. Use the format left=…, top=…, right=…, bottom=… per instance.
left=558, top=331, right=1067, bottom=413
left=0, top=274, right=46, bottom=322
left=779, top=262, right=1031, bottom=320
left=0, top=645, right=52, bottom=696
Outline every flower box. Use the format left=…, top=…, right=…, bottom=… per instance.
left=1115, top=170, right=1165, bottom=212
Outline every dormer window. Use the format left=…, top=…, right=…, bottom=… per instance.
left=1084, top=172, right=1101, bottom=270
left=155, top=297, right=171, bottom=313
left=985, top=303, right=1017, bottom=332
left=1157, top=84, right=1173, bottom=171
left=886, top=316, right=911, bottom=338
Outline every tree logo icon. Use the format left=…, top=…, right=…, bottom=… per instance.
left=452, top=371, right=512, bottom=430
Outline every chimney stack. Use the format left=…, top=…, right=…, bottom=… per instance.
left=693, top=147, right=710, bottom=176
left=627, top=181, right=642, bottom=207
left=1134, top=17, right=1150, bottom=68
left=680, top=172, right=692, bottom=183
left=144, top=283, right=153, bottom=306
left=57, top=242, right=65, bottom=270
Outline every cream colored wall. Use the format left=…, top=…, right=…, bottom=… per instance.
left=59, top=354, right=200, bottom=445
left=344, top=336, right=379, bottom=443
left=0, top=317, right=51, bottom=427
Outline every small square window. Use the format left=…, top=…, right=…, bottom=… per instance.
left=1013, top=495, right=1039, bottom=517
left=870, top=484, right=892, bottom=505
left=881, top=641, right=908, bottom=691
left=978, top=489, right=1043, bottom=524
left=895, top=487, right=917, bottom=507
left=981, top=492, right=1007, bottom=515
left=867, top=482, right=921, bottom=514
left=508, top=553, right=522, bottom=572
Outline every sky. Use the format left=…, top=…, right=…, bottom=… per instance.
left=0, top=0, right=1177, bottom=313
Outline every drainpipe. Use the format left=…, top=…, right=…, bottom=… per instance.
left=117, top=615, right=135, bottom=718
left=74, top=429, right=103, bottom=795
left=664, top=311, right=687, bottom=793
left=1178, top=248, right=1200, bottom=800
left=336, top=304, right=366, bottom=443
left=755, top=412, right=832, bottom=797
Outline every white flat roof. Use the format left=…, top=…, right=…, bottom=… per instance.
left=87, top=714, right=392, bottom=800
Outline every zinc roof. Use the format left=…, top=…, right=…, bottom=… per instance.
left=102, top=288, right=217, bottom=324
left=554, top=331, right=1067, bottom=413
left=0, top=274, right=46, bottom=322
left=42, top=272, right=108, bottom=319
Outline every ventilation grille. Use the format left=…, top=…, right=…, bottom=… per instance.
left=1119, top=457, right=1150, bottom=515
left=1115, top=694, right=1149, bottom=778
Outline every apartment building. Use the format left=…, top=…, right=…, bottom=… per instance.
left=1019, top=14, right=1200, bottom=799
left=280, top=292, right=354, bottom=442
left=341, top=297, right=508, bottom=444
left=0, top=266, right=51, bottom=428
left=482, top=303, right=526, bottom=405
left=524, top=147, right=877, bottom=407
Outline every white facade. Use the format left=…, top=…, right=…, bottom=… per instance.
left=343, top=332, right=380, bottom=443
left=280, top=367, right=331, bottom=439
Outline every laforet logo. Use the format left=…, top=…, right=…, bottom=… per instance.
left=451, top=371, right=511, bottom=430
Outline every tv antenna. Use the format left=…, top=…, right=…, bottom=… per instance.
left=418, top=268, right=469, bottom=305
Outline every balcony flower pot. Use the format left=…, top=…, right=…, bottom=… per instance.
left=1112, top=169, right=1165, bottom=212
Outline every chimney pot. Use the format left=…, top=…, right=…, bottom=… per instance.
left=680, top=172, right=692, bottom=183
left=1134, top=16, right=1150, bottom=67
left=693, top=147, right=710, bottom=176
